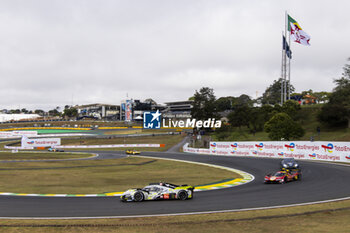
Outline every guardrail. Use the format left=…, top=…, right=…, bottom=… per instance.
left=183, top=141, right=350, bottom=163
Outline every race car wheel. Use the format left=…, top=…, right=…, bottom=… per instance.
left=298, top=174, right=302, bottom=181
left=281, top=177, right=287, bottom=184
left=177, top=190, right=188, bottom=200
left=121, top=195, right=127, bottom=202
left=134, top=192, right=144, bottom=202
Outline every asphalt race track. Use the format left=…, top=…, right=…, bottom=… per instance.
left=1, top=151, right=350, bottom=218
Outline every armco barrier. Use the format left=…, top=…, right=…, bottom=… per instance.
left=183, top=141, right=350, bottom=163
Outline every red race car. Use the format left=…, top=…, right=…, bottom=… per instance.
left=264, top=170, right=301, bottom=184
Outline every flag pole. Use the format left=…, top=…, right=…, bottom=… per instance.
left=281, top=31, right=284, bottom=105
left=284, top=11, right=288, bottom=103
left=288, top=27, right=291, bottom=100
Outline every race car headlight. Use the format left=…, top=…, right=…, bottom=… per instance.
left=283, top=164, right=287, bottom=168
left=294, top=164, right=298, bottom=167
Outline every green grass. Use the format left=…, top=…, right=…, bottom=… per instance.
left=6, top=134, right=185, bottom=152
left=33, top=129, right=90, bottom=134
left=0, top=152, right=94, bottom=160
left=61, top=134, right=183, bottom=145
left=103, top=129, right=178, bottom=135
left=0, top=198, right=349, bottom=232
left=0, top=156, right=239, bottom=194
left=62, top=134, right=184, bottom=151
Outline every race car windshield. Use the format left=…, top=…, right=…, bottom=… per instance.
left=143, top=186, right=161, bottom=192
left=142, top=186, right=151, bottom=191
left=274, top=172, right=285, bottom=177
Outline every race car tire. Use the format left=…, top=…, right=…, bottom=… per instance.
left=188, top=189, right=194, bottom=199
left=298, top=174, right=302, bottom=181
left=177, top=190, right=188, bottom=200
left=121, top=195, right=127, bottom=202
left=281, top=177, right=287, bottom=184
left=134, top=192, right=144, bottom=202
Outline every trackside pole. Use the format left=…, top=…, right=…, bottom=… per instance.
left=281, top=33, right=284, bottom=106
left=284, top=11, right=288, bottom=103
left=288, top=29, right=291, bottom=101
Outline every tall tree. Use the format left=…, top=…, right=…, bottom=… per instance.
left=264, top=112, right=305, bottom=141
left=215, top=97, right=235, bottom=112
left=319, top=58, right=350, bottom=128
left=228, top=105, right=252, bottom=129
left=191, top=87, right=218, bottom=120
left=235, top=94, right=253, bottom=107
left=48, top=109, right=60, bottom=116
left=249, top=104, right=276, bottom=132
left=313, top=91, right=331, bottom=103
left=281, top=100, right=301, bottom=120
left=63, top=107, right=78, bottom=118
left=34, top=109, right=45, bottom=115
left=259, top=78, right=295, bottom=105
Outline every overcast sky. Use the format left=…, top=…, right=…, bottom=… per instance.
left=0, top=0, right=349, bottom=110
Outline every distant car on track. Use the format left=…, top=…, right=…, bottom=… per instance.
left=125, top=149, right=140, bottom=155
left=264, top=170, right=302, bottom=184
left=48, top=148, right=64, bottom=152
left=280, top=158, right=300, bottom=170
left=120, top=182, right=195, bottom=202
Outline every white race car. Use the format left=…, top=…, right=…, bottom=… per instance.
left=120, top=182, right=195, bottom=202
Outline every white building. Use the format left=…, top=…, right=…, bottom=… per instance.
left=0, top=114, right=41, bottom=123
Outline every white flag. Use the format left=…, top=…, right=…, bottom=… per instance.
left=290, top=22, right=311, bottom=46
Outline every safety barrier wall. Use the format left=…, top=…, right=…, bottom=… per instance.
left=183, top=144, right=211, bottom=154
left=183, top=141, right=350, bottom=163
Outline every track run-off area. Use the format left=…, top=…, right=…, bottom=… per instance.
left=0, top=150, right=349, bottom=219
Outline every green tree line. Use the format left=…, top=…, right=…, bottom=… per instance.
left=190, top=58, right=350, bottom=141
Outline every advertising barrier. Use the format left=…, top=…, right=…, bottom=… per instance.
left=183, top=144, right=211, bottom=154
left=21, top=137, right=61, bottom=148
left=183, top=141, right=350, bottom=163
left=0, top=131, right=38, bottom=138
